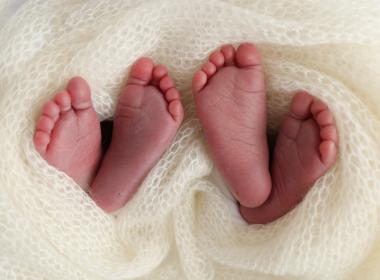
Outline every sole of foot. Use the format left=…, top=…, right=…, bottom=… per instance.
left=240, top=91, right=338, bottom=224
left=89, top=57, right=184, bottom=213
left=192, top=43, right=271, bottom=208
left=34, top=77, right=102, bottom=188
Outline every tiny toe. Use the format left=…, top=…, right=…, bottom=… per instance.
left=54, top=91, right=71, bottom=112
left=316, top=110, right=334, bottom=127
left=221, top=44, right=235, bottom=66
left=128, top=57, right=154, bottom=86
left=165, top=88, right=180, bottom=102
left=209, top=50, right=225, bottom=69
left=67, top=76, right=92, bottom=110
left=290, top=91, right=314, bottom=120
left=152, top=64, right=168, bottom=84
left=192, top=71, right=208, bottom=93
left=168, top=99, right=184, bottom=123
left=311, top=100, right=328, bottom=117
left=36, top=116, right=55, bottom=133
left=320, top=125, right=338, bottom=142
left=159, top=76, right=175, bottom=92
left=320, top=140, right=338, bottom=166
left=235, top=43, right=262, bottom=68
left=42, top=101, right=60, bottom=121
left=34, top=131, right=50, bottom=154
left=201, top=61, right=217, bottom=77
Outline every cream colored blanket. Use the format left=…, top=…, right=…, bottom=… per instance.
left=1, top=0, right=380, bottom=279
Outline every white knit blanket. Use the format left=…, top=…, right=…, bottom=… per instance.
left=1, top=0, right=380, bottom=279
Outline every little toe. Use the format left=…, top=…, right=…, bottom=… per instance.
left=235, top=43, right=262, bottom=68
left=209, top=50, right=225, bottom=69
left=168, top=99, right=184, bottom=123
left=290, top=91, right=314, bottom=120
left=42, top=101, right=60, bottom=121
left=221, top=44, right=235, bottom=66
left=159, top=76, right=175, bottom=92
left=165, top=88, right=180, bottom=102
left=128, top=57, right=154, bottom=86
left=34, top=131, right=50, bottom=154
left=201, top=61, right=217, bottom=77
left=192, top=71, right=208, bottom=93
left=320, top=140, right=338, bottom=166
left=67, top=76, right=92, bottom=110
left=152, top=64, right=168, bottom=85
left=36, top=115, right=55, bottom=133
left=54, top=91, right=71, bottom=112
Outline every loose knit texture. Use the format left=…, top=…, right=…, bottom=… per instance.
left=0, top=0, right=380, bottom=279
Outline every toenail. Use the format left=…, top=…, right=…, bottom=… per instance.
left=61, top=106, right=71, bottom=112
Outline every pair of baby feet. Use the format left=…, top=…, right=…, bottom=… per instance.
left=34, top=58, right=183, bottom=213
left=34, top=43, right=338, bottom=224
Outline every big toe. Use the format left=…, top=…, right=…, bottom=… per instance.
left=128, top=57, right=154, bottom=85
left=290, top=91, right=314, bottom=120
left=67, top=76, right=92, bottom=110
left=235, top=43, right=262, bottom=68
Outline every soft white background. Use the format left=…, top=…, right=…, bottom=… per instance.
left=0, top=0, right=26, bottom=26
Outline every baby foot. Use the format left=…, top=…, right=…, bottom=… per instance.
left=90, top=58, right=184, bottom=212
left=240, top=92, right=338, bottom=224
left=33, top=77, right=102, bottom=188
left=193, top=43, right=271, bottom=208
